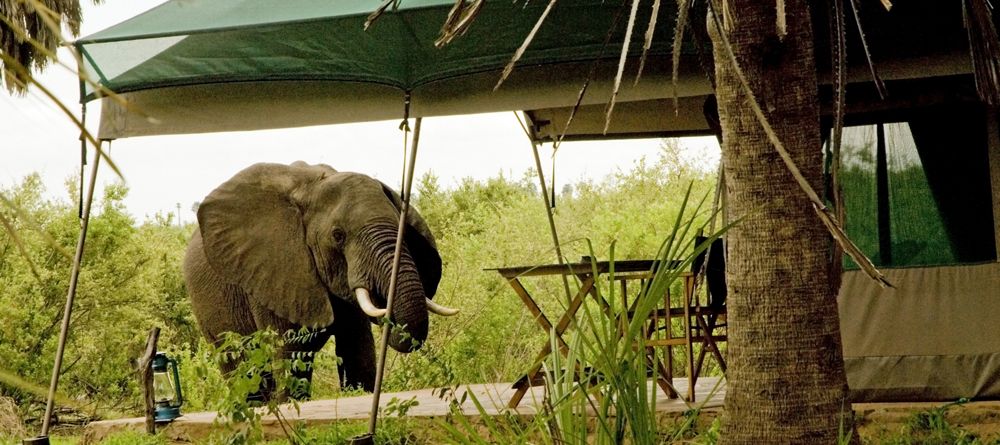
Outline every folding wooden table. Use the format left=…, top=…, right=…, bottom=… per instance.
left=490, top=259, right=722, bottom=408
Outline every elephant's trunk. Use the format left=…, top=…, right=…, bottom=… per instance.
left=353, top=222, right=428, bottom=352
left=387, top=265, right=429, bottom=352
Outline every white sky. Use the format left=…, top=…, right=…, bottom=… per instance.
left=0, top=0, right=719, bottom=224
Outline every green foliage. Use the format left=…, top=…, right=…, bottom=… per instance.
left=867, top=400, right=996, bottom=445
left=97, top=430, right=167, bottom=445
left=0, top=436, right=78, bottom=445
left=205, top=419, right=422, bottom=445
left=199, top=329, right=311, bottom=445
left=170, top=338, right=226, bottom=412
left=0, top=175, right=195, bottom=418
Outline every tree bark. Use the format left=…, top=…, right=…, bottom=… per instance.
left=709, top=1, right=856, bottom=443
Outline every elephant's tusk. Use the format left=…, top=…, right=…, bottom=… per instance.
left=355, top=288, right=387, bottom=318
left=426, top=298, right=459, bottom=316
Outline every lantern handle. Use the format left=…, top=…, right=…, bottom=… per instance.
left=168, top=357, right=183, bottom=408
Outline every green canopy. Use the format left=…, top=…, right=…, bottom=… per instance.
left=76, top=0, right=717, bottom=139
left=78, top=0, right=677, bottom=95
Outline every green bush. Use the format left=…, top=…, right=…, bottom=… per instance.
left=0, top=175, right=195, bottom=418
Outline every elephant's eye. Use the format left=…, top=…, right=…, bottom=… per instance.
left=332, top=228, right=347, bottom=244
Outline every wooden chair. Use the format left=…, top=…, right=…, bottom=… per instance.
left=644, top=236, right=728, bottom=402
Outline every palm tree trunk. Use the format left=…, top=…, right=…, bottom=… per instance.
left=709, top=1, right=856, bottom=443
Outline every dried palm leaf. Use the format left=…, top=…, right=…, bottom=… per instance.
left=688, top=0, right=717, bottom=89
left=670, top=0, right=693, bottom=112
left=964, top=0, right=1000, bottom=105
left=436, top=0, right=485, bottom=48
left=847, top=0, right=886, bottom=98
left=364, top=0, right=396, bottom=31
left=496, top=0, right=558, bottom=90
left=635, top=0, right=662, bottom=85
left=553, top=3, right=626, bottom=152
left=0, top=369, right=81, bottom=409
left=0, top=52, right=122, bottom=179
left=603, top=0, right=642, bottom=134
left=828, top=0, right=846, bottom=223
left=707, top=3, right=891, bottom=288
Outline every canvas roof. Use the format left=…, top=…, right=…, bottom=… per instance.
left=77, top=0, right=983, bottom=141
left=77, top=0, right=717, bottom=139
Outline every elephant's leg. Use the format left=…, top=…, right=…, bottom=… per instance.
left=331, top=299, right=376, bottom=392
left=281, top=328, right=331, bottom=399
left=248, top=303, right=330, bottom=401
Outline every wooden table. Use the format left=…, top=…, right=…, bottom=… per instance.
left=490, top=259, right=723, bottom=408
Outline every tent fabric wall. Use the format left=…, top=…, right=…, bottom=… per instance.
left=839, top=264, right=1000, bottom=401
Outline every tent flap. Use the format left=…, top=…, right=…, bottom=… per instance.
left=839, top=263, right=1000, bottom=401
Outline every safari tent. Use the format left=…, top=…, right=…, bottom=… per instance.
left=71, top=0, right=1000, bottom=403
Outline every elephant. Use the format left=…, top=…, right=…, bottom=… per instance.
left=182, top=161, right=457, bottom=397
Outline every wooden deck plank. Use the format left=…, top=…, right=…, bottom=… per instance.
left=81, top=377, right=726, bottom=444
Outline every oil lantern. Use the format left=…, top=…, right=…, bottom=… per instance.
left=152, top=352, right=183, bottom=422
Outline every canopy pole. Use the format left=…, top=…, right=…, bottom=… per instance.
left=532, top=141, right=573, bottom=299
left=366, top=100, right=421, bottom=438
left=515, top=113, right=572, bottom=301
left=41, top=139, right=102, bottom=436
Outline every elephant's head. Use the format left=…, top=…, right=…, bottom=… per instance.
left=196, top=161, right=455, bottom=352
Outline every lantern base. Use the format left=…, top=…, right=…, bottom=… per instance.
left=154, top=406, right=181, bottom=423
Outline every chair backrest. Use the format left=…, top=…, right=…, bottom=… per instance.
left=692, top=236, right=726, bottom=310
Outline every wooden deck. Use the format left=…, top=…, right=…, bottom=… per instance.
left=82, top=377, right=725, bottom=444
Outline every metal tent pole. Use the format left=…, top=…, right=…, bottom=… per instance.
left=40, top=140, right=102, bottom=437
left=530, top=140, right=573, bottom=300
left=365, top=115, right=422, bottom=437
left=515, top=112, right=572, bottom=301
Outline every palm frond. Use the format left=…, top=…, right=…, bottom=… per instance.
left=964, top=0, right=1000, bottom=105
left=0, top=0, right=82, bottom=94
left=0, top=193, right=72, bottom=260
left=635, top=0, right=662, bottom=85
left=553, top=2, right=626, bottom=152
left=847, top=0, right=887, bottom=98
left=670, top=0, right=693, bottom=111
left=828, top=0, right=846, bottom=225
left=707, top=2, right=891, bottom=288
left=0, top=210, right=43, bottom=283
left=495, top=0, right=558, bottom=91
left=0, top=51, right=123, bottom=179
left=364, top=0, right=396, bottom=31
left=603, top=0, right=642, bottom=134
left=436, top=0, right=485, bottom=48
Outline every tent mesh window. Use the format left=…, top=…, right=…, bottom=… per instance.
left=835, top=104, right=997, bottom=269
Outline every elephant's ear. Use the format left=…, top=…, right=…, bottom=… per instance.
left=198, top=163, right=334, bottom=328
left=380, top=183, right=442, bottom=298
